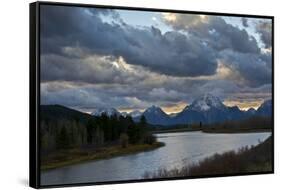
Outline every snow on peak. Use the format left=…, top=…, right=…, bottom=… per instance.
left=121, top=112, right=129, bottom=117
left=189, top=94, right=225, bottom=111
left=145, top=105, right=166, bottom=115
left=147, top=105, right=160, bottom=111
left=129, top=110, right=143, bottom=118
left=91, top=108, right=120, bottom=117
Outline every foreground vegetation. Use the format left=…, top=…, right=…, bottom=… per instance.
left=143, top=136, right=272, bottom=178
left=40, top=105, right=272, bottom=171
left=40, top=105, right=163, bottom=170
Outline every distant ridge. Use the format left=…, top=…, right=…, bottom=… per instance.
left=41, top=96, right=272, bottom=126
left=40, top=104, right=93, bottom=124
left=132, top=95, right=272, bottom=126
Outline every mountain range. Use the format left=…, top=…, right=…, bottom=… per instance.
left=91, top=94, right=272, bottom=126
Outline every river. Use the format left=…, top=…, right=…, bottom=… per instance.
left=41, top=131, right=271, bottom=185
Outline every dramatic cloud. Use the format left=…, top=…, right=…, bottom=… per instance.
left=162, top=14, right=260, bottom=53
left=162, top=13, right=272, bottom=87
left=41, top=5, right=218, bottom=77
left=40, top=5, right=272, bottom=112
left=41, top=53, right=155, bottom=84
left=219, top=50, right=271, bottom=87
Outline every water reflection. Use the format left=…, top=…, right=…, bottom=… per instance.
left=41, top=131, right=271, bottom=185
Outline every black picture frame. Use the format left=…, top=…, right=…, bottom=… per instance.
left=30, top=1, right=274, bottom=189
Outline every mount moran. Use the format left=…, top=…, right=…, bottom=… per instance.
left=91, top=94, right=272, bottom=126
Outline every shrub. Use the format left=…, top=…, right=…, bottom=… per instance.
left=144, top=134, right=156, bottom=145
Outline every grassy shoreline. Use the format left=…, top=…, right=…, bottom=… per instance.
left=143, top=136, right=272, bottom=179
left=41, top=128, right=271, bottom=171
left=202, top=128, right=272, bottom=134
left=152, top=128, right=201, bottom=134
left=41, top=142, right=165, bottom=171
left=152, top=127, right=271, bottom=134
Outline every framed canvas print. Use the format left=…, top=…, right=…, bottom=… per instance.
left=29, top=1, right=274, bottom=188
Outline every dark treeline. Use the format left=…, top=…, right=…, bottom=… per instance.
left=203, top=116, right=272, bottom=132
left=40, top=105, right=156, bottom=152
left=150, top=116, right=272, bottom=134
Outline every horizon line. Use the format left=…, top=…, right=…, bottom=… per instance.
left=41, top=98, right=272, bottom=115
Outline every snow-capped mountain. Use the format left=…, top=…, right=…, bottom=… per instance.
left=121, top=112, right=129, bottom=117
left=144, top=105, right=165, bottom=115
left=188, top=93, right=226, bottom=111
left=91, top=108, right=121, bottom=117
left=172, top=94, right=228, bottom=124
left=90, top=95, right=272, bottom=126
left=140, top=105, right=170, bottom=125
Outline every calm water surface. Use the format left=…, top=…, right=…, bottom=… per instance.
left=41, top=131, right=271, bottom=185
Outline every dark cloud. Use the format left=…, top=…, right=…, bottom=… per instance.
left=162, top=14, right=272, bottom=88
left=256, top=20, right=272, bottom=49
left=40, top=53, right=151, bottom=84
left=40, top=5, right=272, bottom=111
left=41, top=83, right=155, bottom=110
left=219, top=50, right=271, bottom=87
left=41, top=87, right=149, bottom=110
left=41, top=5, right=218, bottom=78
left=162, top=15, right=260, bottom=54
left=241, top=18, right=249, bottom=27
left=259, top=51, right=272, bottom=69
left=41, top=76, right=271, bottom=111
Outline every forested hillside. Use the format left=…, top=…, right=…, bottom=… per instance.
left=40, top=105, right=156, bottom=153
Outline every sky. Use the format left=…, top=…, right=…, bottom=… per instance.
left=40, top=5, right=272, bottom=114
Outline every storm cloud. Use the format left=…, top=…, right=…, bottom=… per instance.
left=256, top=20, right=272, bottom=49
left=40, top=5, right=272, bottom=112
left=41, top=5, right=218, bottom=78
left=162, top=14, right=260, bottom=53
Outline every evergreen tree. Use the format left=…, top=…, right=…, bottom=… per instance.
left=140, top=115, right=147, bottom=127
left=86, top=118, right=95, bottom=144
left=57, top=126, right=70, bottom=149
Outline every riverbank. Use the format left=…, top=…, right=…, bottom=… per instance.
left=143, top=136, right=272, bottom=178
left=152, top=127, right=271, bottom=134
left=152, top=116, right=272, bottom=134
left=152, top=127, right=200, bottom=134
left=41, top=142, right=165, bottom=171
left=202, top=128, right=272, bottom=133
